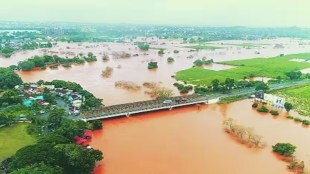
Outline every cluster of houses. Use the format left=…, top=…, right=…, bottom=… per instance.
left=17, top=83, right=84, bottom=116
left=54, top=87, right=84, bottom=115
left=254, top=90, right=286, bottom=109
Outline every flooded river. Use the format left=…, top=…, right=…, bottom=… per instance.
left=0, top=38, right=309, bottom=173
left=90, top=100, right=309, bottom=174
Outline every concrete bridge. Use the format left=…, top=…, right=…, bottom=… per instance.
left=80, top=95, right=209, bottom=121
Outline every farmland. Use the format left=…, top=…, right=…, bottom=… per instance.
left=176, top=53, right=310, bottom=86
left=272, top=83, right=310, bottom=116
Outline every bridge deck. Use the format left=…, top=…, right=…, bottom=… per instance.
left=80, top=95, right=208, bottom=121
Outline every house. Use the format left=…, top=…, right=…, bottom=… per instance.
left=84, top=130, right=92, bottom=140
left=74, top=135, right=88, bottom=147
left=41, top=84, right=55, bottom=90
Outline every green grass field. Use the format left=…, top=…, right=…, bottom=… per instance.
left=0, top=123, right=36, bottom=161
left=272, top=84, right=310, bottom=116
left=184, top=45, right=223, bottom=50
left=176, top=53, right=310, bottom=86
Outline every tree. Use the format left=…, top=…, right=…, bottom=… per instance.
left=193, top=59, right=203, bottom=66
left=284, top=102, right=293, bottom=112
left=252, top=102, right=258, bottom=108
left=47, top=109, right=66, bottom=129
left=148, top=62, right=158, bottom=69
left=0, top=68, right=23, bottom=89
left=137, top=43, right=150, bottom=51
left=43, top=92, right=56, bottom=105
left=167, top=57, right=174, bottom=63
left=225, top=78, right=235, bottom=90
left=8, top=143, right=55, bottom=172
left=53, top=144, right=103, bottom=174
left=18, top=61, right=35, bottom=71
left=92, top=120, right=103, bottom=130
left=38, top=134, right=71, bottom=145
left=158, top=49, right=164, bottom=55
left=11, top=163, right=64, bottom=174
left=211, top=79, right=220, bottom=91
left=255, top=82, right=269, bottom=92
left=87, top=52, right=94, bottom=58
left=285, top=71, right=302, bottom=80
left=47, top=42, right=53, bottom=48
left=55, top=120, right=85, bottom=140
left=272, top=143, right=296, bottom=156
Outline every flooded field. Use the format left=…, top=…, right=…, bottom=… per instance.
left=90, top=100, right=309, bottom=174
left=0, top=38, right=308, bottom=105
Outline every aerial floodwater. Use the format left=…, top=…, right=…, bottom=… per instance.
left=3, top=38, right=309, bottom=105
left=1, top=38, right=309, bottom=174
left=90, top=100, right=309, bottom=174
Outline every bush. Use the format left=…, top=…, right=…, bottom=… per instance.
left=270, top=110, right=279, bottom=116
left=92, top=120, right=103, bottom=130
left=287, top=116, right=294, bottom=119
left=137, top=43, right=150, bottom=51
left=257, top=106, right=269, bottom=112
left=294, top=118, right=303, bottom=122
left=167, top=57, right=174, bottom=63
left=193, top=59, right=203, bottom=66
left=148, top=62, right=158, bottom=69
left=252, top=102, right=258, bottom=108
left=302, top=120, right=310, bottom=125
left=272, top=143, right=296, bottom=156
left=158, top=49, right=164, bottom=55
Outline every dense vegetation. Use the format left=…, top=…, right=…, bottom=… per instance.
left=17, top=53, right=97, bottom=71
left=0, top=68, right=23, bottom=89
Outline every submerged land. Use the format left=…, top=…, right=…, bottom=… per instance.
left=0, top=23, right=310, bottom=174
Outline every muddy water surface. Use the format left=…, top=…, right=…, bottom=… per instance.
left=90, top=99, right=309, bottom=174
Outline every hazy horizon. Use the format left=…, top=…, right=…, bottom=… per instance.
left=1, top=0, right=310, bottom=27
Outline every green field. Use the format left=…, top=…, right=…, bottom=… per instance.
left=184, top=45, right=223, bottom=50
left=0, top=124, right=36, bottom=161
left=176, top=53, right=310, bottom=86
left=272, top=84, right=310, bottom=116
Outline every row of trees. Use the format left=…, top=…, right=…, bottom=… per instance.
left=194, top=78, right=269, bottom=95
left=17, top=53, right=97, bottom=71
